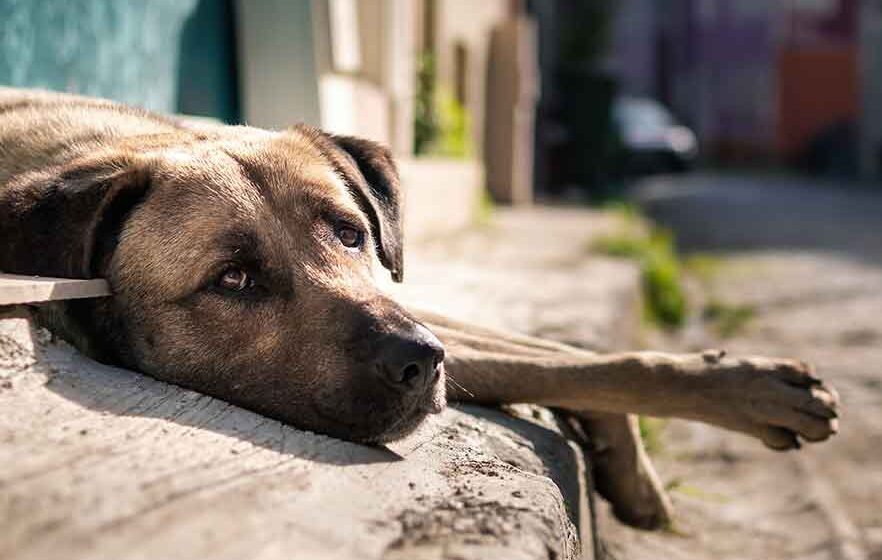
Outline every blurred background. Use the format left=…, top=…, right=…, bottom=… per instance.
left=2, top=0, right=880, bottom=201
left=2, top=1, right=881, bottom=558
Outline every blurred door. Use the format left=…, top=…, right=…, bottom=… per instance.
left=177, top=0, right=240, bottom=122
left=777, top=0, right=858, bottom=166
left=776, top=46, right=857, bottom=160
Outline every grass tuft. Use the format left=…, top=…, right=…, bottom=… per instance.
left=683, top=253, right=723, bottom=287
left=702, top=299, right=756, bottom=338
left=638, top=416, right=668, bottom=455
left=666, top=478, right=731, bottom=503
left=591, top=212, right=687, bottom=329
left=474, top=187, right=496, bottom=228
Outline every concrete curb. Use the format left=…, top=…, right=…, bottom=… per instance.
left=0, top=309, right=593, bottom=560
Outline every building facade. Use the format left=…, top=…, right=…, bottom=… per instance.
left=607, top=0, right=867, bottom=176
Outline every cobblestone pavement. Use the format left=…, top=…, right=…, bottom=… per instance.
left=598, top=175, right=882, bottom=560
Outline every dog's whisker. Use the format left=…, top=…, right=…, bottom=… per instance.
left=402, top=431, right=441, bottom=458
left=445, top=374, right=475, bottom=398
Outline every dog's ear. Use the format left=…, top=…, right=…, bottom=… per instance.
left=330, top=135, right=405, bottom=282
left=0, top=155, right=151, bottom=279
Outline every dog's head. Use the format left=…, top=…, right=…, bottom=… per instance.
left=0, top=124, right=446, bottom=443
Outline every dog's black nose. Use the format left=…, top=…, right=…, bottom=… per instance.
left=377, top=324, right=445, bottom=391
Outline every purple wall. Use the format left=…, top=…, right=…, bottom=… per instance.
left=657, top=0, right=858, bottom=160
left=607, top=0, right=658, bottom=97
left=665, top=1, right=778, bottom=155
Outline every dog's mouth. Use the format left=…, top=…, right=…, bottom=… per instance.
left=420, top=364, right=447, bottom=414
left=311, top=370, right=447, bottom=444
left=311, top=400, right=428, bottom=444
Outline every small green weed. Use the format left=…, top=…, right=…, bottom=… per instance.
left=592, top=215, right=687, bottom=328
left=683, top=253, right=723, bottom=287
left=666, top=478, right=731, bottom=503
left=474, top=187, right=496, bottom=227
left=703, top=299, right=756, bottom=338
left=638, top=416, right=668, bottom=455
left=432, top=90, right=473, bottom=158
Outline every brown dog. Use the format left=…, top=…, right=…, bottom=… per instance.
left=0, top=88, right=839, bottom=528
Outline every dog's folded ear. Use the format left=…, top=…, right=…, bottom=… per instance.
left=0, top=154, right=151, bottom=279
left=329, top=135, right=405, bottom=282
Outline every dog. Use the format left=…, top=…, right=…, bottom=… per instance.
left=0, top=88, right=839, bottom=529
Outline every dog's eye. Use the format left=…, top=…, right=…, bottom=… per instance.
left=336, top=223, right=363, bottom=249
left=216, top=267, right=254, bottom=292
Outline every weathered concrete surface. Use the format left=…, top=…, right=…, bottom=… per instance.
left=0, top=309, right=588, bottom=560
left=0, top=207, right=641, bottom=560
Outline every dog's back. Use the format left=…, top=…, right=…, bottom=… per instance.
left=0, top=88, right=186, bottom=186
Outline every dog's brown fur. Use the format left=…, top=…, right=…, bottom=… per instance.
left=0, top=88, right=839, bottom=529
left=0, top=87, right=438, bottom=443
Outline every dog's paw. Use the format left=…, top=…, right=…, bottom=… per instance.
left=708, top=356, right=839, bottom=450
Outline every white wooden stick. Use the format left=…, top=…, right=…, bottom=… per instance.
left=0, top=273, right=111, bottom=305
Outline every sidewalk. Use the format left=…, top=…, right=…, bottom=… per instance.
left=0, top=206, right=641, bottom=560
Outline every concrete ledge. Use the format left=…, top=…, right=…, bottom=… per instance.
left=0, top=308, right=592, bottom=560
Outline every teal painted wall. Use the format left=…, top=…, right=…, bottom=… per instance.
left=0, top=0, right=240, bottom=122
left=176, top=0, right=240, bottom=122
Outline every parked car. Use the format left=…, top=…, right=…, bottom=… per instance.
left=612, top=96, right=698, bottom=175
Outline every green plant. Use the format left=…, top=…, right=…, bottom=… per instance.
left=643, top=230, right=687, bottom=327
left=591, top=219, right=687, bottom=328
left=703, top=299, right=755, bottom=338
left=666, top=479, right=731, bottom=503
left=474, top=186, right=495, bottom=227
left=638, top=416, right=667, bottom=455
left=414, top=53, right=439, bottom=155
left=432, top=89, right=473, bottom=158
left=683, top=253, right=723, bottom=287
left=413, top=52, right=473, bottom=158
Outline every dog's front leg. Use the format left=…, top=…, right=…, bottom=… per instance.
left=439, top=345, right=839, bottom=451
left=416, top=309, right=839, bottom=448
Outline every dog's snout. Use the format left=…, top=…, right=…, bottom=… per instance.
left=377, top=324, right=445, bottom=391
